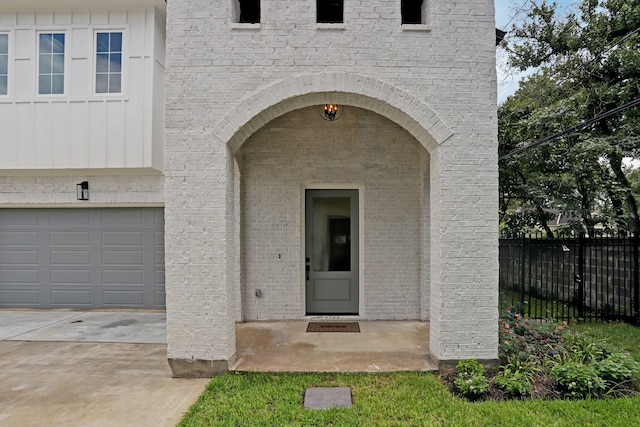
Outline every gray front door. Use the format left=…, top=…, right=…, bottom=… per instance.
left=305, top=189, right=359, bottom=314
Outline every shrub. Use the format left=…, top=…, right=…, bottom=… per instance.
left=456, top=359, right=485, bottom=376
left=566, top=334, right=614, bottom=364
left=499, top=310, right=568, bottom=364
left=494, top=370, right=533, bottom=397
left=454, top=360, right=488, bottom=400
left=595, top=352, right=640, bottom=383
left=551, top=361, right=605, bottom=398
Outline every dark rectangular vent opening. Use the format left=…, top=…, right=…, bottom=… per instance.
left=317, top=0, right=344, bottom=24
left=239, top=0, right=260, bottom=24
left=401, top=0, right=424, bottom=25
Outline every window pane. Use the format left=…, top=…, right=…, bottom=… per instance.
left=0, top=55, right=7, bottom=74
left=51, top=75, right=64, bottom=94
left=110, top=33, right=122, bottom=52
left=39, top=34, right=52, bottom=53
left=39, top=54, right=51, bottom=74
left=0, top=76, right=7, bottom=95
left=39, top=75, right=51, bottom=94
left=95, top=32, right=123, bottom=94
left=96, top=74, right=108, bottom=93
left=0, top=34, right=7, bottom=53
left=110, top=53, right=121, bottom=72
left=96, top=53, right=109, bottom=72
left=52, top=54, right=64, bottom=74
left=97, top=33, right=110, bottom=53
left=52, top=34, right=65, bottom=53
left=109, top=74, right=121, bottom=93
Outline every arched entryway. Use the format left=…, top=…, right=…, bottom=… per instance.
left=235, top=105, right=430, bottom=321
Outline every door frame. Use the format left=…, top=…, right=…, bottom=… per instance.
left=300, top=183, right=364, bottom=316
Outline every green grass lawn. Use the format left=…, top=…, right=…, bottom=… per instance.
left=179, top=322, right=640, bottom=427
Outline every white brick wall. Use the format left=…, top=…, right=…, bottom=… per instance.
left=0, top=174, right=163, bottom=205
left=165, top=0, right=499, bottom=371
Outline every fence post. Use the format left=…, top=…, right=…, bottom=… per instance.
left=634, top=231, right=639, bottom=318
left=520, top=234, right=526, bottom=314
left=576, top=232, right=586, bottom=319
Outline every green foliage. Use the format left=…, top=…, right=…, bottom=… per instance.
left=551, top=362, right=606, bottom=398
left=498, top=310, right=567, bottom=363
left=595, top=352, right=640, bottom=382
left=499, top=0, right=640, bottom=235
left=454, top=360, right=489, bottom=400
left=494, top=370, right=533, bottom=397
left=565, top=334, right=614, bottom=364
left=456, top=359, right=485, bottom=376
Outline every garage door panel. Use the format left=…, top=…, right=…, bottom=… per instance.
left=155, top=269, right=165, bottom=284
left=103, top=251, right=143, bottom=265
left=0, top=251, right=39, bottom=265
left=155, top=291, right=166, bottom=306
left=49, top=210, right=91, bottom=225
left=0, top=289, right=40, bottom=305
left=0, top=210, right=38, bottom=226
left=154, top=250, right=164, bottom=265
left=102, top=231, right=143, bottom=246
left=101, top=210, right=144, bottom=225
left=103, top=290, right=144, bottom=306
left=0, top=231, right=38, bottom=246
left=0, top=208, right=165, bottom=309
left=50, top=251, right=91, bottom=265
left=50, top=231, right=91, bottom=246
left=103, top=269, right=143, bottom=285
left=50, top=269, right=91, bottom=284
left=0, top=269, right=39, bottom=283
left=50, top=290, right=92, bottom=306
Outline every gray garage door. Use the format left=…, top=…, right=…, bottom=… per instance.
left=0, top=208, right=165, bottom=309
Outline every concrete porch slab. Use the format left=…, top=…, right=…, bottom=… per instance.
left=232, top=320, right=437, bottom=372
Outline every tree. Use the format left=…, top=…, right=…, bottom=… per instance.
left=499, top=0, right=640, bottom=235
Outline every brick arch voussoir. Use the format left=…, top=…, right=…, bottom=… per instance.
left=219, top=73, right=453, bottom=154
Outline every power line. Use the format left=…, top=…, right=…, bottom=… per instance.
left=499, top=97, right=640, bottom=160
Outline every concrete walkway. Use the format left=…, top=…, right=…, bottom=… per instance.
left=0, top=310, right=208, bottom=427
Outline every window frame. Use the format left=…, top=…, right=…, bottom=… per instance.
left=93, top=30, right=125, bottom=96
left=36, top=31, right=67, bottom=96
left=0, top=32, right=9, bottom=96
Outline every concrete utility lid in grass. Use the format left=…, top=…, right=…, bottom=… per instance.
left=304, top=387, right=352, bottom=409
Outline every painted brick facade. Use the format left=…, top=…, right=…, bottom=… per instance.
left=165, top=0, right=499, bottom=373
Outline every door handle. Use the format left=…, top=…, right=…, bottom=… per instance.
left=305, top=257, right=310, bottom=281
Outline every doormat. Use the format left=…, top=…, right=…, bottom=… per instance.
left=306, top=322, right=360, bottom=333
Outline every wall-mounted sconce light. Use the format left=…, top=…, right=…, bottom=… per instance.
left=76, top=181, right=89, bottom=201
left=319, top=104, right=343, bottom=121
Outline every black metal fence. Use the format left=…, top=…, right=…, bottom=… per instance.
left=499, top=232, right=640, bottom=322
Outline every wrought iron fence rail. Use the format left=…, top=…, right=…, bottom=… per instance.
left=499, top=232, right=640, bottom=322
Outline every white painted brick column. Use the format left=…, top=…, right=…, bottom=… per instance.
left=429, top=138, right=499, bottom=365
left=164, top=130, right=237, bottom=377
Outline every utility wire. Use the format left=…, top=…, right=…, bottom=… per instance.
left=499, top=97, right=640, bottom=160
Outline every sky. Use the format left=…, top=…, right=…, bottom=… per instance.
left=494, top=0, right=576, bottom=103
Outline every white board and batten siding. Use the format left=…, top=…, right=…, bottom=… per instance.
left=0, top=0, right=166, bottom=172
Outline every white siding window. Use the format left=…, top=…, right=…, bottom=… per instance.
left=95, top=32, right=122, bottom=94
left=0, top=34, right=8, bottom=95
left=38, top=33, right=65, bottom=95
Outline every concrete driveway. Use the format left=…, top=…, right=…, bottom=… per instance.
left=0, top=310, right=208, bottom=427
